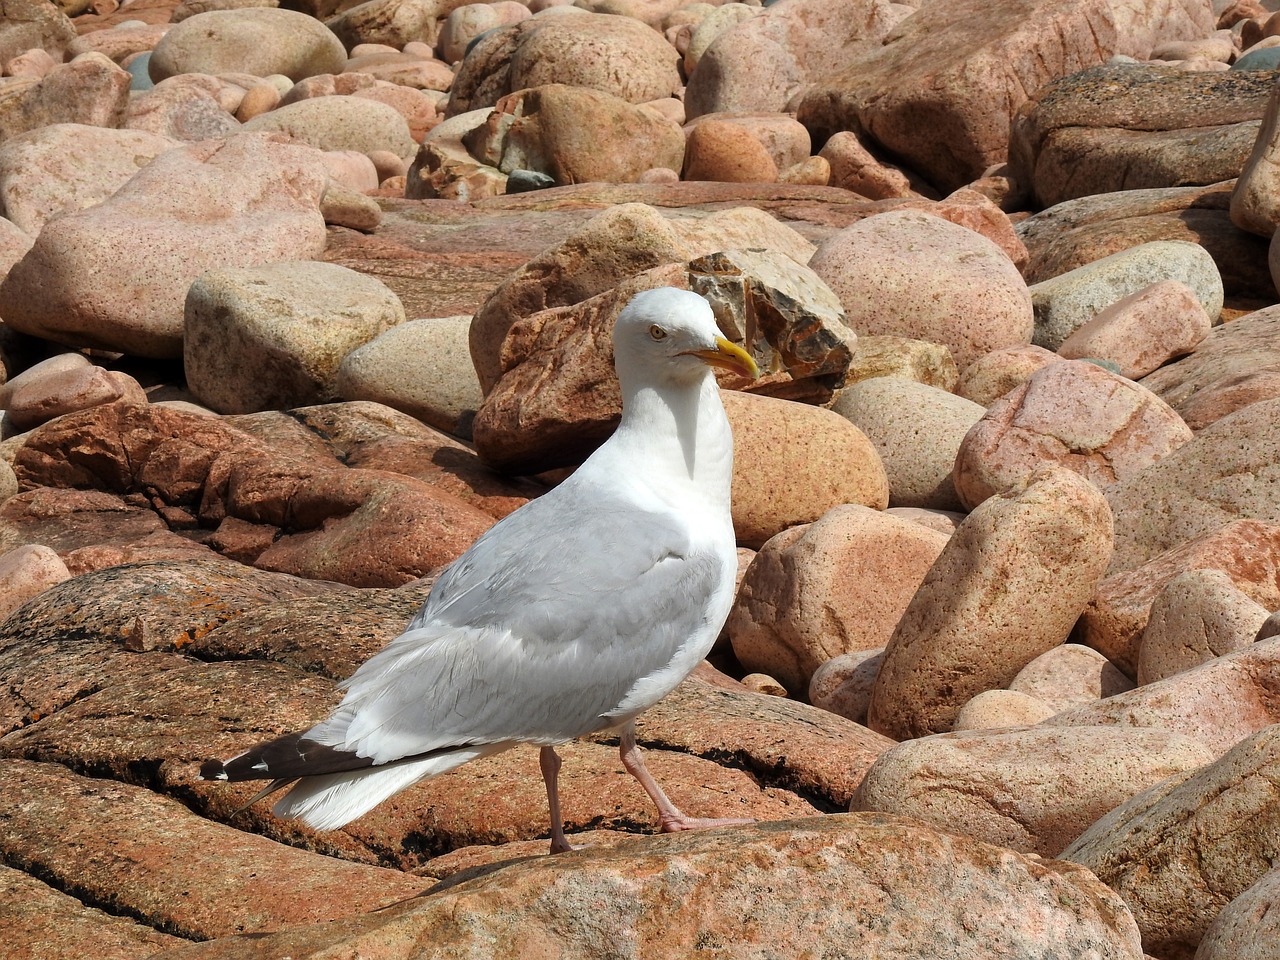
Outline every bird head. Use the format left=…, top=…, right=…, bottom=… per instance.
left=613, top=287, right=759, bottom=389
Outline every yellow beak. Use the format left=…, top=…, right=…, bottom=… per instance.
left=683, top=336, right=759, bottom=379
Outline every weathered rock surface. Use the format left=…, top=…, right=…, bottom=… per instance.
left=184, top=261, right=406, bottom=414
left=1046, top=639, right=1280, bottom=757
left=1011, top=64, right=1270, bottom=208
left=868, top=468, right=1114, bottom=740
left=809, top=209, right=1033, bottom=371
left=1102, top=398, right=1280, bottom=573
left=852, top=725, right=1213, bottom=857
left=0, top=133, right=328, bottom=359
left=831, top=376, right=985, bottom=511
left=1063, top=723, right=1280, bottom=960
left=1076, top=519, right=1280, bottom=677
left=727, top=504, right=948, bottom=695
left=953, top=360, right=1193, bottom=509
left=799, top=0, right=1216, bottom=192
left=149, top=814, right=1145, bottom=960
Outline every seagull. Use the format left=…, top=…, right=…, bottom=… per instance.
left=201, top=286, right=760, bottom=853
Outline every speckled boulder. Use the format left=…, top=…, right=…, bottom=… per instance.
left=148, top=9, right=347, bottom=83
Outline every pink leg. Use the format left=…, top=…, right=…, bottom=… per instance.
left=618, top=722, right=754, bottom=834
left=539, top=745, right=576, bottom=854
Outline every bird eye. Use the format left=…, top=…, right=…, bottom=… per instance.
left=649, top=325, right=668, bottom=341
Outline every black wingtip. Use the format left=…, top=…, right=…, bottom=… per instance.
left=199, top=759, right=228, bottom=781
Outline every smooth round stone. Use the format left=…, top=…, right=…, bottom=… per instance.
left=1230, top=46, right=1280, bottom=70
left=149, top=9, right=347, bottom=83
left=126, top=52, right=154, bottom=90
left=506, top=169, right=555, bottom=193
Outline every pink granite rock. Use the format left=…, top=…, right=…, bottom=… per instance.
left=685, top=112, right=812, bottom=173
left=809, top=209, right=1033, bottom=371
left=0, top=543, right=70, bottom=621
left=954, top=360, right=1194, bottom=509
left=798, top=0, right=1215, bottom=192
left=243, top=95, right=417, bottom=160
left=1137, top=568, right=1272, bottom=684
left=148, top=9, right=347, bottom=83
left=808, top=648, right=883, bottom=724
left=1063, top=722, right=1280, bottom=958
left=464, top=84, right=686, bottom=186
left=868, top=468, right=1114, bottom=740
left=1057, top=280, right=1213, bottom=379
left=852, top=725, right=1214, bottom=857
left=951, top=689, right=1056, bottom=729
left=1195, top=867, right=1280, bottom=960
left=0, top=132, right=328, bottom=359
left=819, top=130, right=917, bottom=199
left=450, top=14, right=681, bottom=113
left=0, top=123, right=177, bottom=236
left=684, top=0, right=902, bottom=118
left=0, top=52, right=130, bottom=142
left=124, top=75, right=243, bottom=142
left=437, top=0, right=530, bottom=64
left=4, top=362, right=137, bottom=431
left=1047, top=637, right=1280, bottom=757
left=1102, top=398, right=1280, bottom=573
left=955, top=342, right=1061, bottom=405
left=1076, top=519, right=1280, bottom=677
left=727, top=504, right=948, bottom=694
left=1009, top=643, right=1134, bottom=713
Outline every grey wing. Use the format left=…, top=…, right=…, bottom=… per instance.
left=303, top=490, right=728, bottom=765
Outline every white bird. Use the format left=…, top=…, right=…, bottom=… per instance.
left=202, top=286, right=760, bottom=853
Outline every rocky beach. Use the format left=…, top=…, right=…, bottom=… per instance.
left=1, top=0, right=1279, bottom=956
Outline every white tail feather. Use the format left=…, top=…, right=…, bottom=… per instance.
left=273, top=744, right=512, bottom=830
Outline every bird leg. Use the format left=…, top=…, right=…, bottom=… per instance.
left=540, top=745, right=578, bottom=854
left=619, top=721, right=754, bottom=834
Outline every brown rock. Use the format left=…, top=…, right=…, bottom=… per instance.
left=0, top=863, right=181, bottom=960
left=800, top=0, right=1215, bottom=192
left=1010, top=64, right=1269, bottom=207
left=1137, top=568, right=1272, bottom=684
left=0, top=0, right=77, bottom=66
left=467, top=202, right=815, bottom=394
left=852, top=725, right=1214, bottom=857
left=1102, top=398, right=1280, bottom=573
left=727, top=505, right=948, bottom=694
left=1045, top=638, right=1280, bottom=756
left=5, top=363, right=132, bottom=432
left=953, top=360, right=1194, bottom=510
left=1075, top=519, right=1280, bottom=677
left=147, top=813, right=1144, bottom=960
left=1063, top=723, right=1280, bottom=960
left=448, top=14, right=680, bottom=114
left=683, top=118, right=779, bottom=183
left=820, top=129, right=916, bottom=199
left=0, top=760, right=427, bottom=940
left=868, top=468, right=1115, bottom=740
left=844, top=335, right=959, bottom=391
left=0, top=543, right=69, bottom=621
left=473, top=258, right=856, bottom=477
left=684, top=0, right=901, bottom=118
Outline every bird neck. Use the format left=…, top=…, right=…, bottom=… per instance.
left=611, top=372, right=733, bottom=507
